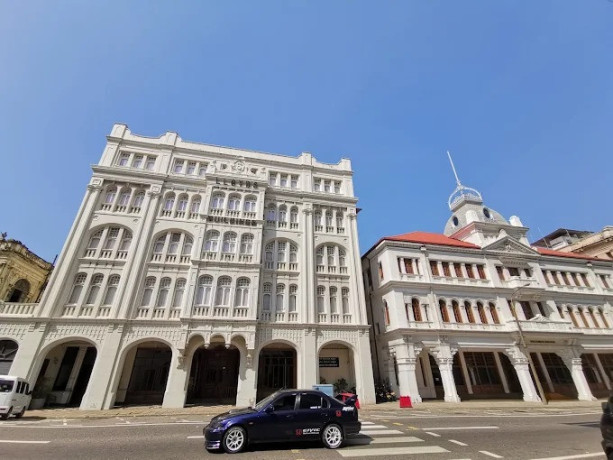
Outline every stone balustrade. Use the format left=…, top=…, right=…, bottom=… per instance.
left=0, top=302, right=40, bottom=317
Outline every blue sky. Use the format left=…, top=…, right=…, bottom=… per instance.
left=1, top=1, right=612, bottom=262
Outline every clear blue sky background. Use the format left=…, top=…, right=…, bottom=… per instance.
left=1, top=1, right=611, bottom=262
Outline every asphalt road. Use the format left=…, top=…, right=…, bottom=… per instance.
left=0, top=409, right=605, bottom=460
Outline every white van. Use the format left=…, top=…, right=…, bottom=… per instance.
left=0, top=376, right=31, bottom=420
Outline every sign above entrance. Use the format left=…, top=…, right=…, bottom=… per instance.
left=319, top=357, right=339, bottom=368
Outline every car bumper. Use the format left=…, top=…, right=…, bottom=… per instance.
left=0, top=406, right=11, bottom=414
left=203, top=424, right=224, bottom=450
left=344, top=420, right=361, bottom=436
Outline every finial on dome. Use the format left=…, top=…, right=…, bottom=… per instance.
left=446, top=150, right=483, bottom=210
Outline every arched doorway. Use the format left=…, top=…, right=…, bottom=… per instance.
left=187, top=345, right=240, bottom=404
left=318, top=343, right=356, bottom=393
left=0, top=340, right=18, bottom=375
left=32, top=340, right=97, bottom=407
left=256, top=343, right=297, bottom=400
left=115, top=341, right=172, bottom=406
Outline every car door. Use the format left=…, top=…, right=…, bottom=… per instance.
left=293, top=392, right=330, bottom=440
left=251, top=393, right=298, bottom=442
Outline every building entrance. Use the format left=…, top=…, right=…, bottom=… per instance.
left=187, top=346, right=239, bottom=404
left=257, top=346, right=296, bottom=400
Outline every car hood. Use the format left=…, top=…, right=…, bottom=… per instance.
left=211, top=407, right=256, bottom=424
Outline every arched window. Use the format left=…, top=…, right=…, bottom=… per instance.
left=342, top=288, right=349, bottom=314
left=278, top=205, right=287, bottom=223
left=289, top=244, right=298, bottom=264
left=118, top=188, right=131, bottom=207
left=102, top=275, right=120, bottom=306
left=290, top=207, right=298, bottom=225
left=119, top=231, right=132, bottom=252
left=316, top=247, right=324, bottom=266
left=228, top=194, right=241, bottom=211
left=190, top=195, right=201, bottom=214
left=327, top=246, right=335, bottom=266
left=132, top=191, right=145, bottom=210
left=439, top=299, right=450, bottom=323
left=7, top=279, right=30, bottom=303
left=263, top=240, right=298, bottom=270
left=384, top=301, right=390, bottom=325
left=163, top=193, right=176, bottom=212
left=172, top=278, right=186, bottom=307
left=452, top=300, right=462, bottom=323
left=488, top=302, right=500, bottom=324
left=211, top=193, right=225, bottom=209
left=266, top=204, right=276, bottom=222
left=222, top=232, right=237, bottom=253
left=177, top=194, right=189, bottom=212
left=317, top=286, right=325, bottom=313
left=244, top=195, right=257, bottom=212
left=235, top=278, right=250, bottom=307
left=336, top=211, right=344, bottom=229
left=103, top=227, right=120, bottom=250
left=265, top=242, right=274, bottom=265
left=464, top=301, right=475, bottom=323
left=195, top=275, right=213, bottom=306
left=168, top=233, right=181, bottom=254
left=240, top=234, right=254, bottom=254
left=276, top=284, right=285, bottom=311
left=329, top=287, right=338, bottom=313
left=289, top=285, right=298, bottom=312
left=339, top=249, right=346, bottom=267
left=141, top=277, right=156, bottom=306
left=154, top=235, right=166, bottom=254
left=104, top=186, right=117, bottom=205
left=263, top=283, right=272, bottom=312
left=477, top=302, right=487, bottom=324
left=68, top=273, right=87, bottom=304
left=87, top=230, right=103, bottom=251
left=277, top=241, right=287, bottom=262
left=85, top=274, right=104, bottom=305
left=314, top=211, right=322, bottom=227
left=578, top=308, right=590, bottom=328
left=182, top=236, right=193, bottom=256
left=204, top=230, right=220, bottom=252
left=156, top=278, right=171, bottom=307
left=412, top=298, right=422, bottom=321
left=325, top=211, right=333, bottom=227
left=215, top=277, right=232, bottom=306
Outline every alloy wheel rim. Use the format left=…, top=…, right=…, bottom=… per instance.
left=227, top=428, right=244, bottom=451
left=325, top=426, right=341, bottom=447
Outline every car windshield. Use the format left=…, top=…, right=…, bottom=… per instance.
left=253, top=391, right=281, bottom=411
left=0, top=379, right=14, bottom=392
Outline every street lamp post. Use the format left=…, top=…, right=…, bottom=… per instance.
left=510, top=283, right=548, bottom=405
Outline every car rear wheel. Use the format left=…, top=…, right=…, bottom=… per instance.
left=322, top=423, right=344, bottom=449
left=222, top=426, right=247, bottom=454
left=15, top=408, right=25, bottom=419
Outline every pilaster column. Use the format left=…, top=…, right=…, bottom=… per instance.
left=236, top=349, right=257, bottom=407
left=494, top=351, right=510, bottom=393
left=393, top=341, right=423, bottom=404
left=594, top=354, right=611, bottom=390
left=302, top=207, right=314, bottom=323
left=504, top=346, right=540, bottom=402
left=432, top=345, right=460, bottom=402
left=347, top=211, right=367, bottom=325
left=162, top=349, right=189, bottom=408
left=558, top=350, right=596, bottom=401
left=302, top=328, right=318, bottom=388
left=458, top=351, right=472, bottom=394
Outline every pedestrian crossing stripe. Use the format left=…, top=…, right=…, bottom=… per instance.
left=338, top=446, right=450, bottom=457
left=345, top=436, right=424, bottom=446
left=360, top=429, right=404, bottom=435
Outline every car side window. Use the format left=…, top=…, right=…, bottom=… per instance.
left=273, top=395, right=296, bottom=411
left=299, top=394, right=322, bottom=410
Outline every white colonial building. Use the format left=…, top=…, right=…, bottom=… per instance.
left=0, top=124, right=375, bottom=410
left=363, top=173, right=613, bottom=403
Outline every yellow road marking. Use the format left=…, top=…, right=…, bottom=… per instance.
left=291, top=449, right=300, bottom=453
left=393, top=422, right=403, bottom=426
left=407, top=425, right=419, bottom=430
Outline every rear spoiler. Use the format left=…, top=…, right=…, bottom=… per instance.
left=344, top=395, right=358, bottom=407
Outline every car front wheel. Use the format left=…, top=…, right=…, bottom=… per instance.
left=322, top=423, right=344, bottom=449
left=222, top=426, right=247, bottom=454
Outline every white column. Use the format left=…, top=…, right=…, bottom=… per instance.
left=355, top=329, right=376, bottom=404
left=536, top=353, right=555, bottom=393
left=394, top=342, right=422, bottom=404
left=302, top=207, right=314, bottom=323
left=235, top=349, right=257, bottom=407
left=162, top=349, right=189, bottom=408
left=594, top=354, right=611, bottom=391
left=458, top=351, right=472, bottom=395
left=432, top=346, right=460, bottom=403
left=505, top=347, right=540, bottom=402
left=494, top=352, right=510, bottom=394
left=559, top=352, right=596, bottom=401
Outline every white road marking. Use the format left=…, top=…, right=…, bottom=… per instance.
left=361, top=421, right=375, bottom=425
left=0, top=440, right=51, bottom=444
left=187, top=435, right=204, bottom=439
left=422, top=426, right=499, bottom=431
left=480, top=451, right=504, bottom=459
left=359, top=424, right=388, bottom=429
left=449, top=439, right=468, bottom=446
left=345, top=436, right=424, bottom=445
left=425, top=432, right=441, bottom=437
left=360, top=429, right=404, bottom=435
left=529, top=453, right=605, bottom=460
left=338, top=446, right=449, bottom=457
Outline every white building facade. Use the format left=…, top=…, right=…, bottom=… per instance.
left=1, top=124, right=375, bottom=410
left=363, top=178, right=613, bottom=403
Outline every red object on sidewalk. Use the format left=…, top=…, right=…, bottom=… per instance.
left=399, top=396, right=412, bottom=408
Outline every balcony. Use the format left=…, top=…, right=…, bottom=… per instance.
left=0, top=302, right=40, bottom=318
left=504, top=276, right=538, bottom=290
left=431, top=275, right=490, bottom=286
left=509, top=318, right=573, bottom=333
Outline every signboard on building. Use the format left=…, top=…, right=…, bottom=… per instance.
left=319, top=357, right=339, bottom=367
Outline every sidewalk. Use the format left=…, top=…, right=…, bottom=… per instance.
left=23, top=398, right=605, bottom=420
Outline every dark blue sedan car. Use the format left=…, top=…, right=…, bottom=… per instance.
left=203, top=389, right=361, bottom=453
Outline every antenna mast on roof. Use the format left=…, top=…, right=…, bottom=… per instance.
left=447, top=150, right=462, bottom=187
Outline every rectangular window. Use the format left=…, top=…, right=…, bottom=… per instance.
left=496, top=266, right=505, bottom=281
left=466, top=264, right=475, bottom=279
left=404, top=258, right=414, bottom=275
left=442, top=262, right=451, bottom=277
left=280, top=174, right=288, bottom=187
left=118, top=153, right=130, bottom=166
left=324, top=180, right=331, bottom=192
left=378, top=263, right=384, bottom=280
left=291, top=175, right=298, bottom=189
left=173, top=160, right=184, bottom=173
left=334, top=181, right=341, bottom=193
left=145, top=157, right=156, bottom=170
left=520, top=301, right=534, bottom=320
left=453, top=263, right=464, bottom=278
left=269, top=173, right=277, bottom=186
left=132, top=155, right=143, bottom=168
left=477, top=265, right=486, bottom=279
left=536, top=302, right=546, bottom=316
left=187, top=162, right=196, bottom=175
left=508, top=267, right=520, bottom=277
left=198, top=163, right=207, bottom=176
left=313, top=179, right=321, bottom=191
left=430, top=261, right=439, bottom=276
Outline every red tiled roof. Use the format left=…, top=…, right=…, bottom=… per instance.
left=384, top=231, right=480, bottom=249
left=534, top=247, right=600, bottom=261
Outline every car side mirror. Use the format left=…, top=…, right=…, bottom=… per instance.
left=265, top=405, right=274, bottom=414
